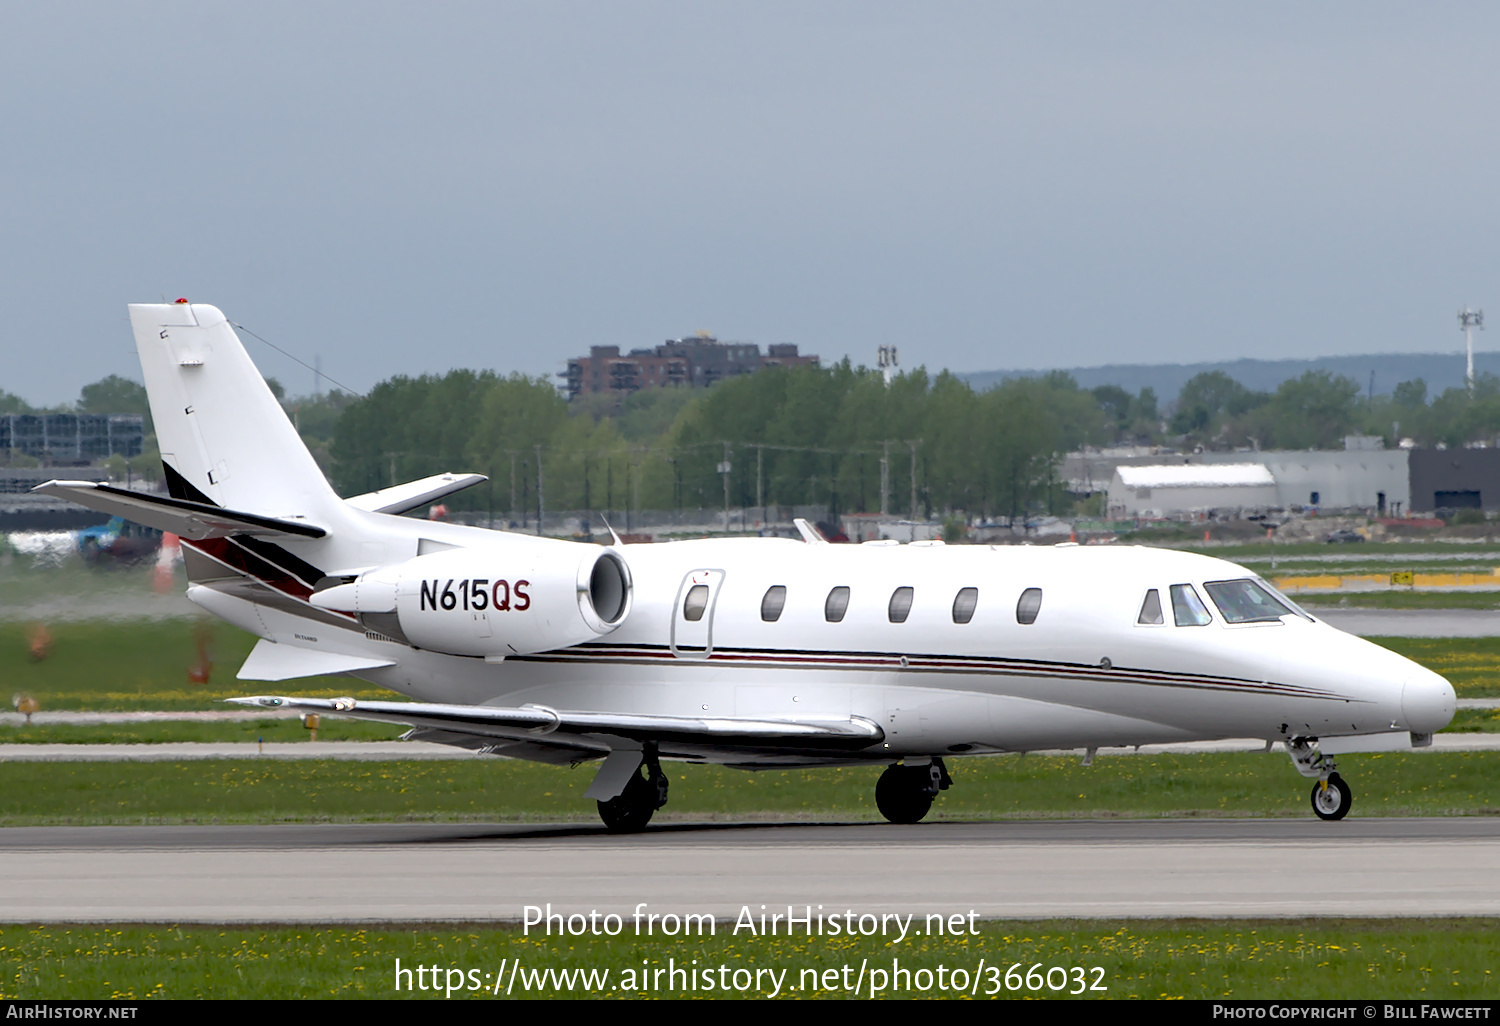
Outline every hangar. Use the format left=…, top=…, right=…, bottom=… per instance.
left=1108, top=464, right=1277, bottom=517
left=1408, top=449, right=1500, bottom=512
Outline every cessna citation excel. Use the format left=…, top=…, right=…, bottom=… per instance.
left=39, top=302, right=1456, bottom=831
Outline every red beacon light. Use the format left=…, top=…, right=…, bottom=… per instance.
left=174, top=297, right=189, bottom=304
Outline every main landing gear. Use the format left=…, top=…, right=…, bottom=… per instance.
left=875, top=758, right=952, bottom=824
left=1285, top=738, right=1353, bottom=821
left=595, top=746, right=670, bottom=833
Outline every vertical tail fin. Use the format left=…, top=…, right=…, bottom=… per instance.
left=129, top=302, right=340, bottom=519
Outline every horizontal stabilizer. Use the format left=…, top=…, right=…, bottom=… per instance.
left=344, top=473, right=488, bottom=516
left=236, top=639, right=396, bottom=681
left=227, top=695, right=884, bottom=750
left=33, top=481, right=326, bottom=540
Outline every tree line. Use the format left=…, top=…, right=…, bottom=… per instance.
left=15, top=361, right=1500, bottom=520
left=328, top=364, right=1110, bottom=521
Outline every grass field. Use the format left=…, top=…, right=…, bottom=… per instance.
left=0, top=708, right=1493, bottom=744
left=3, top=919, right=1496, bottom=999
left=1, top=750, right=1496, bottom=826
left=1, top=621, right=1497, bottom=826
left=1, top=622, right=1498, bottom=736
left=10, top=709, right=1496, bottom=746
left=7, top=621, right=1500, bottom=709
left=2, top=619, right=389, bottom=711
left=1443, top=707, right=1500, bottom=731
left=1368, top=637, right=1500, bottom=698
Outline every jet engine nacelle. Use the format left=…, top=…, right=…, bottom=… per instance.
left=311, top=544, right=632, bottom=657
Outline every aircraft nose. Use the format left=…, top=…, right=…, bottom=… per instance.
left=1403, top=666, right=1456, bottom=734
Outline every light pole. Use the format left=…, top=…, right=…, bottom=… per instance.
left=717, top=442, right=732, bottom=533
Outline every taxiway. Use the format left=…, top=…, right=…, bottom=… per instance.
left=2, top=819, right=1496, bottom=923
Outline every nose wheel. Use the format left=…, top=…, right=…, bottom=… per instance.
left=1286, top=738, right=1354, bottom=821
left=1310, top=772, right=1353, bottom=821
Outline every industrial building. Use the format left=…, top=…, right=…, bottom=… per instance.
left=1091, top=439, right=1414, bottom=517
left=561, top=334, right=818, bottom=400
left=1198, top=449, right=1410, bottom=515
left=1109, top=464, right=1277, bottom=517
left=1408, top=449, right=1500, bottom=512
left=0, top=413, right=144, bottom=464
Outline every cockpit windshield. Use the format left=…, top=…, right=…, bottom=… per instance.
left=1203, top=578, right=1301, bottom=624
left=1253, top=577, right=1315, bottom=621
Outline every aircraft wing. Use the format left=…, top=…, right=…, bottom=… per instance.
left=33, top=481, right=326, bottom=540
left=227, top=695, right=884, bottom=751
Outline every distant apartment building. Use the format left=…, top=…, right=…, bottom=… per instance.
left=561, top=333, right=819, bottom=400
left=0, top=413, right=144, bottom=465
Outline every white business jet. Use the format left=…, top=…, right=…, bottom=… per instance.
left=38, top=303, right=1456, bottom=831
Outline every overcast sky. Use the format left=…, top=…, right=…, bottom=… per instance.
left=3, top=3, right=1499, bottom=405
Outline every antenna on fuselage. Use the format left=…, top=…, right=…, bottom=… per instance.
left=793, top=518, right=829, bottom=545
left=599, top=514, right=625, bottom=547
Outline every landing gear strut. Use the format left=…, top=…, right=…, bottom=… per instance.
left=1285, top=738, right=1353, bottom=821
left=596, top=746, right=669, bottom=833
left=875, top=758, right=951, bottom=824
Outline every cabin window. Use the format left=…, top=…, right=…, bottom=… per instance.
left=1170, top=584, right=1212, bottom=626
left=682, top=584, right=710, bottom=622
left=1137, top=589, right=1164, bottom=625
left=760, top=585, right=787, bottom=622
left=952, top=587, right=979, bottom=624
left=1204, top=578, right=1294, bottom=624
left=888, top=586, right=914, bottom=623
left=825, top=586, right=851, bottom=623
left=1016, top=587, right=1042, bottom=624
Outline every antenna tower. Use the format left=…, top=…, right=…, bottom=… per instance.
left=1459, top=307, right=1484, bottom=392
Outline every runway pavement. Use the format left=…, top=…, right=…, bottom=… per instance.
left=1316, top=607, right=1500, bottom=636
left=1, top=818, right=1496, bottom=923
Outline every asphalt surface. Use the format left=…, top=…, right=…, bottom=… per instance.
left=1317, top=607, right=1500, bottom=636
left=2, top=818, right=1497, bottom=922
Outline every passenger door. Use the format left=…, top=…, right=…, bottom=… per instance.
left=671, top=569, right=726, bottom=658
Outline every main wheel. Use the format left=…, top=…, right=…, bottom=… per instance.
left=1310, top=772, right=1353, bottom=821
left=875, top=764, right=935, bottom=824
left=597, top=769, right=659, bottom=833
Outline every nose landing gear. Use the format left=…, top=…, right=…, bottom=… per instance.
left=1311, top=772, right=1353, bottom=821
left=875, top=758, right=951, bottom=824
left=1286, top=738, right=1353, bottom=821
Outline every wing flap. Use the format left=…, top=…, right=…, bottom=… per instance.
left=34, top=481, right=326, bottom=540
left=227, top=695, right=884, bottom=750
left=401, top=728, right=603, bottom=764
